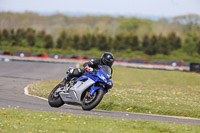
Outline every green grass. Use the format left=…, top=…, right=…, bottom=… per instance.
left=0, top=108, right=200, bottom=133
left=29, top=67, right=200, bottom=118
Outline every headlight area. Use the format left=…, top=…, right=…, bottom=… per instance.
left=101, top=74, right=107, bottom=83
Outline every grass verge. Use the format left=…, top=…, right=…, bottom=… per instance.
left=29, top=67, right=200, bottom=118
left=0, top=108, right=200, bottom=133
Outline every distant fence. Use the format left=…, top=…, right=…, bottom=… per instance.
left=0, top=55, right=191, bottom=72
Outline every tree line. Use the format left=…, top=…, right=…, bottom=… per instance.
left=0, top=28, right=200, bottom=56
left=1, top=12, right=200, bottom=39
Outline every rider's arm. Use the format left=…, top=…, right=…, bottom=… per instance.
left=111, top=68, right=113, bottom=74
left=83, top=58, right=101, bottom=68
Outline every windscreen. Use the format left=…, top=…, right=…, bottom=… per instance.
left=99, top=65, right=112, bottom=75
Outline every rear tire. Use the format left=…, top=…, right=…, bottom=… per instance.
left=48, top=84, right=64, bottom=108
left=82, top=89, right=104, bottom=111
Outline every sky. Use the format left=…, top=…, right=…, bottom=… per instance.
left=0, top=0, right=200, bottom=17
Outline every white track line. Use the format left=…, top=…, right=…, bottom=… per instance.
left=24, top=84, right=48, bottom=101
left=23, top=84, right=200, bottom=121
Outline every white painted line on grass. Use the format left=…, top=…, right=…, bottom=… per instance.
left=24, top=84, right=200, bottom=121
left=24, top=84, right=48, bottom=101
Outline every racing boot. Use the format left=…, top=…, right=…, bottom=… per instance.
left=59, top=72, right=72, bottom=85
left=59, top=78, right=68, bottom=86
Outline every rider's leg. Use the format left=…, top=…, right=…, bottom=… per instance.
left=59, top=67, right=73, bottom=86
left=59, top=78, right=68, bottom=86
left=68, top=68, right=84, bottom=79
left=59, top=68, right=83, bottom=86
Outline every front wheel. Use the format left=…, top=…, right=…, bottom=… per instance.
left=82, top=89, right=104, bottom=111
left=48, top=84, right=64, bottom=108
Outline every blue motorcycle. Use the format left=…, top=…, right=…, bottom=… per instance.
left=48, top=65, right=113, bottom=111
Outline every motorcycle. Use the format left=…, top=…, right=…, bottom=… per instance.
left=48, top=65, right=113, bottom=111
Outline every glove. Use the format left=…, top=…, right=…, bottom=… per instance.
left=85, top=66, right=93, bottom=72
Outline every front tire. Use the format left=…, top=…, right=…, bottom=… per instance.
left=48, top=84, right=64, bottom=108
left=82, top=89, right=104, bottom=111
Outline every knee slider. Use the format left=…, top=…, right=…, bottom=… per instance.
left=67, top=68, right=75, bottom=78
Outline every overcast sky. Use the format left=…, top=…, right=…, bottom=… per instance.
left=0, top=0, right=200, bottom=17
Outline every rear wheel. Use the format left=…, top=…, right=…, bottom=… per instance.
left=82, top=89, right=104, bottom=111
left=48, top=84, right=65, bottom=107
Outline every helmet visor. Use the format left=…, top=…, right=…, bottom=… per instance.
left=103, top=58, right=114, bottom=67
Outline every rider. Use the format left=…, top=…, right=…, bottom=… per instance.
left=59, top=52, right=114, bottom=88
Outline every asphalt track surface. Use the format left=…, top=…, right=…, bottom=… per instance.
left=0, top=61, right=200, bottom=125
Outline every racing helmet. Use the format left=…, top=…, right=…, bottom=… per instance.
left=101, top=52, right=114, bottom=67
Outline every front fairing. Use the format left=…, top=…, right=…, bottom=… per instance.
left=81, top=66, right=110, bottom=83
left=97, top=65, right=112, bottom=82
left=79, top=65, right=113, bottom=95
left=96, top=69, right=108, bottom=83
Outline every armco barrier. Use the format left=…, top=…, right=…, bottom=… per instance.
left=190, top=63, right=200, bottom=73
left=115, top=62, right=189, bottom=71
left=0, top=55, right=190, bottom=72
left=0, top=55, right=85, bottom=64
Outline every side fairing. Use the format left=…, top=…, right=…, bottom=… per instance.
left=69, top=78, right=95, bottom=102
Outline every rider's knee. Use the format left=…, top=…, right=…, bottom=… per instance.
left=67, top=68, right=83, bottom=78
left=73, top=68, right=83, bottom=77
